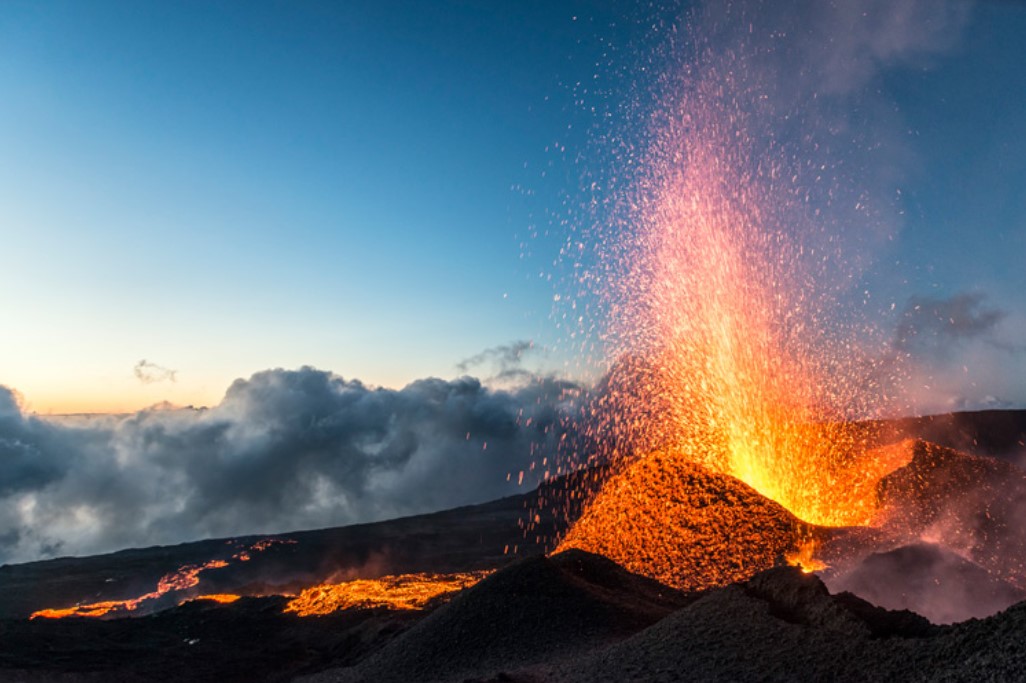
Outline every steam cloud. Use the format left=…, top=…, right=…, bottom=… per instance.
left=0, top=367, right=581, bottom=565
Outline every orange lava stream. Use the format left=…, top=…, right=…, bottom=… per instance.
left=284, top=571, right=492, bottom=616
left=29, top=559, right=229, bottom=620
left=30, top=600, right=135, bottom=620
left=29, top=538, right=293, bottom=620
left=187, top=593, right=242, bottom=604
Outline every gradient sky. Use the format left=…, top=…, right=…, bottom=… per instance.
left=1, top=1, right=1024, bottom=414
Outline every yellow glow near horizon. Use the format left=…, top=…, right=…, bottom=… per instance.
left=4, top=364, right=454, bottom=416
left=14, top=385, right=223, bottom=416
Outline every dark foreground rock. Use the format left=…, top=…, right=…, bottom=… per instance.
left=0, top=596, right=419, bottom=683
left=5, top=551, right=1026, bottom=682
left=302, top=549, right=689, bottom=683
left=303, top=557, right=1026, bottom=683
left=539, top=567, right=1026, bottom=682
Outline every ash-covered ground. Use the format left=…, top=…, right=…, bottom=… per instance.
left=1, top=410, right=1025, bottom=682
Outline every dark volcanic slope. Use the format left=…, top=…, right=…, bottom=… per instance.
left=0, top=596, right=420, bottom=683
left=304, top=550, right=689, bottom=683
left=302, top=561, right=1026, bottom=683
left=0, top=485, right=563, bottom=620
left=878, top=439, right=1026, bottom=588
left=826, top=542, right=1026, bottom=624
left=877, top=409, right=1026, bottom=462
left=544, top=567, right=1026, bottom=683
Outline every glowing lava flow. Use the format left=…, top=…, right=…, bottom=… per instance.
left=284, top=571, right=493, bottom=616
left=30, top=538, right=294, bottom=620
left=556, top=14, right=908, bottom=587
left=187, top=593, right=242, bottom=605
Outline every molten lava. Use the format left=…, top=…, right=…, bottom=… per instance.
left=30, top=538, right=292, bottom=620
left=284, top=571, right=492, bottom=616
left=187, top=593, right=243, bottom=604
left=29, top=559, right=229, bottom=619
left=31, top=601, right=136, bottom=620
left=786, top=539, right=828, bottom=574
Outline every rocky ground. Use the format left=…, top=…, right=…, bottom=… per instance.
left=304, top=551, right=1026, bottom=682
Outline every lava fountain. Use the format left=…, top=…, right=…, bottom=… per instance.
left=557, top=9, right=907, bottom=587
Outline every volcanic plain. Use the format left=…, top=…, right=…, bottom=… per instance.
left=2, top=409, right=1025, bottom=682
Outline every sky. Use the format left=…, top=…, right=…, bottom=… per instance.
left=0, top=0, right=635, bottom=413
left=1, top=1, right=1024, bottom=415
left=0, top=1, right=1024, bottom=562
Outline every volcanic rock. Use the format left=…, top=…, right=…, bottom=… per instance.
left=543, top=566, right=1026, bottom=683
left=303, top=549, right=688, bottom=683
left=825, top=542, right=1026, bottom=624
left=879, top=409, right=1026, bottom=463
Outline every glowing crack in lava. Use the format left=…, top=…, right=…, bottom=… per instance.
left=284, top=571, right=493, bottom=616
left=30, top=538, right=294, bottom=620
left=187, top=593, right=243, bottom=605
left=557, top=16, right=907, bottom=587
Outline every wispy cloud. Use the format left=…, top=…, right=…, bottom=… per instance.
left=133, top=359, right=177, bottom=384
left=456, top=340, right=540, bottom=383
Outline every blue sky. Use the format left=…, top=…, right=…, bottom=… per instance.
left=0, top=1, right=629, bottom=411
left=1, top=1, right=1024, bottom=414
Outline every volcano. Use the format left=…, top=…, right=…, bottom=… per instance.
left=2, top=410, right=1026, bottom=681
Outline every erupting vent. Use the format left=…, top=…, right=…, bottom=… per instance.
left=556, top=21, right=909, bottom=587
